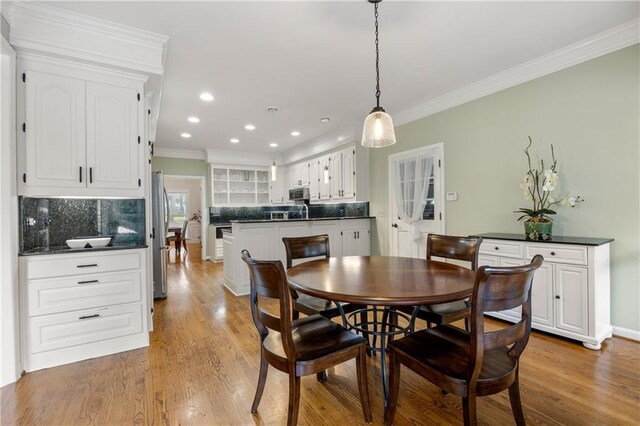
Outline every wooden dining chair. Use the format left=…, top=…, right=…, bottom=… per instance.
left=241, top=250, right=372, bottom=426
left=282, top=234, right=363, bottom=322
left=397, top=234, right=482, bottom=331
left=384, top=255, right=544, bottom=426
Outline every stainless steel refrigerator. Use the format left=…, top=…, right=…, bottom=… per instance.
left=152, top=171, right=168, bottom=299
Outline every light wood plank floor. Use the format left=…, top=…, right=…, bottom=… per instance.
left=2, top=245, right=639, bottom=425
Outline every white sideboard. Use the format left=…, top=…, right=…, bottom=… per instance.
left=474, top=233, right=613, bottom=350
left=225, top=218, right=371, bottom=296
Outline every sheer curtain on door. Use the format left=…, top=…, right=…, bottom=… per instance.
left=392, top=154, right=434, bottom=241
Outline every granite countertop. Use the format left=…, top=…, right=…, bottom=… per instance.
left=471, top=233, right=614, bottom=246
left=20, top=244, right=148, bottom=256
left=231, top=216, right=376, bottom=224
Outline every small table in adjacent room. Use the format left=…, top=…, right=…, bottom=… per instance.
left=287, top=255, right=475, bottom=405
left=167, top=224, right=183, bottom=253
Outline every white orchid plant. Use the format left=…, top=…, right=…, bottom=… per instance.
left=515, top=137, right=583, bottom=223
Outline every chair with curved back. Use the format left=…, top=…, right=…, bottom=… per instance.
left=384, top=255, right=544, bottom=426
left=241, top=250, right=372, bottom=426
left=397, top=234, right=482, bottom=331
left=282, top=234, right=363, bottom=321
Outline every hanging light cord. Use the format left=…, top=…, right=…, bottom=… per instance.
left=374, top=1, right=381, bottom=108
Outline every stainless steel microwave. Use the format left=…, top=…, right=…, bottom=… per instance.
left=289, top=187, right=310, bottom=201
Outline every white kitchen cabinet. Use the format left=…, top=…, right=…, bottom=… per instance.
left=309, top=159, right=320, bottom=201
left=341, top=219, right=370, bottom=256
left=24, top=70, right=85, bottom=189
left=229, top=218, right=370, bottom=295
left=18, top=63, right=145, bottom=197
left=477, top=234, right=612, bottom=350
left=269, top=167, right=286, bottom=204
left=19, top=249, right=149, bottom=372
left=86, top=81, right=140, bottom=190
left=330, top=148, right=356, bottom=200
left=319, top=155, right=331, bottom=200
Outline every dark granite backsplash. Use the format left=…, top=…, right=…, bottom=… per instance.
left=20, top=197, right=146, bottom=252
left=210, top=202, right=369, bottom=223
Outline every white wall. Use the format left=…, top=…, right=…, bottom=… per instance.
left=0, top=23, right=20, bottom=386
left=164, top=176, right=202, bottom=242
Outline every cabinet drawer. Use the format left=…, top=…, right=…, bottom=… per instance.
left=216, top=239, right=224, bottom=248
left=525, top=244, right=587, bottom=265
left=479, top=240, right=523, bottom=259
left=29, top=303, right=143, bottom=354
left=215, top=247, right=224, bottom=258
left=28, top=271, right=142, bottom=316
left=26, top=250, right=143, bottom=279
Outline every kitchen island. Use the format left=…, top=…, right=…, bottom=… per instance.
left=223, top=217, right=373, bottom=295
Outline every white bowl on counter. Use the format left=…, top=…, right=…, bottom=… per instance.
left=66, top=237, right=112, bottom=249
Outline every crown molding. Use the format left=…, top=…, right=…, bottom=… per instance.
left=6, top=2, right=169, bottom=75
left=393, top=18, right=640, bottom=127
left=155, top=148, right=206, bottom=161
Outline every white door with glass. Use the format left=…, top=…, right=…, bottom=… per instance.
left=389, top=144, right=444, bottom=258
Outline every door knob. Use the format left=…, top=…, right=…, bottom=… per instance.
left=392, top=223, right=398, bottom=228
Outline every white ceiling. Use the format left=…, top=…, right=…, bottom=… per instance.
left=44, top=1, right=639, bottom=154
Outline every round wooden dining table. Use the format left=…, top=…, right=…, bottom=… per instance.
left=287, top=255, right=475, bottom=405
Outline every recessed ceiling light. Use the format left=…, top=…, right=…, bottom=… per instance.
left=181, top=133, right=191, bottom=138
left=291, top=131, right=300, bottom=136
left=245, top=124, right=256, bottom=130
left=269, top=143, right=278, bottom=147
left=320, top=117, right=330, bottom=123
left=199, top=92, right=214, bottom=102
left=230, top=138, right=240, bottom=143
left=188, top=116, right=200, bottom=123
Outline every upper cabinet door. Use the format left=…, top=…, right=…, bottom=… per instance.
left=86, top=82, right=139, bottom=189
left=25, top=71, right=86, bottom=188
left=300, top=162, right=311, bottom=187
left=319, top=156, right=331, bottom=200
left=309, top=160, right=320, bottom=200
left=341, top=149, right=355, bottom=199
left=330, top=151, right=342, bottom=199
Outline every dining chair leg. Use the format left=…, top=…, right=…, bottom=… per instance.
left=287, top=374, right=301, bottom=426
left=356, top=344, right=372, bottom=423
left=462, top=394, right=477, bottom=426
left=464, top=317, right=470, bottom=332
left=316, top=371, right=327, bottom=382
left=292, top=309, right=300, bottom=320
left=251, top=349, right=269, bottom=413
left=508, top=370, right=526, bottom=426
left=384, top=347, right=400, bottom=426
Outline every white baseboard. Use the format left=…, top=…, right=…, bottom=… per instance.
left=612, top=326, right=640, bottom=342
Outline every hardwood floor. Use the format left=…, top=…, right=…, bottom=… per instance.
left=2, top=245, right=639, bottom=425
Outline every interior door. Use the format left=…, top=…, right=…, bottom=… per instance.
left=389, top=144, right=444, bottom=258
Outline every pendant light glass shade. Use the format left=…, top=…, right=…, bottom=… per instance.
left=323, top=166, right=330, bottom=184
left=271, top=161, right=277, bottom=181
left=362, top=0, right=396, bottom=148
left=362, top=108, right=396, bottom=148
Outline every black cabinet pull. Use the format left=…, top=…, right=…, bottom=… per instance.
left=77, top=264, right=98, bottom=268
left=79, top=166, right=83, bottom=183
left=555, top=295, right=560, bottom=300
left=78, top=279, right=99, bottom=285
left=391, top=223, right=398, bottom=228
left=79, top=314, right=100, bottom=320
left=89, top=167, right=93, bottom=183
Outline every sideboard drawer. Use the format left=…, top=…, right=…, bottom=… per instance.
left=525, top=244, right=587, bottom=265
left=26, top=250, right=143, bottom=279
left=479, top=240, right=523, bottom=259
left=29, top=303, right=143, bottom=354
left=28, top=271, right=142, bottom=316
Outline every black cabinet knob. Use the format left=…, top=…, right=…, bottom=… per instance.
left=550, top=251, right=556, bottom=256
left=555, top=295, right=560, bottom=299
left=494, top=247, right=499, bottom=250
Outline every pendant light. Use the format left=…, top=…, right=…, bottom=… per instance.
left=267, top=106, right=279, bottom=181
left=361, top=0, right=396, bottom=148
left=321, top=117, right=330, bottom=184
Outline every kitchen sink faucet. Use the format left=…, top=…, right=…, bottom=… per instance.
left=299, top=203, right=309, bottom=219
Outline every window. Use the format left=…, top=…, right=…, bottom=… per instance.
left=167, top=192, right=188, bottom=224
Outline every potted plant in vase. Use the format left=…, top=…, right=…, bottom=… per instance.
left=515, top=137, right=583, bottom=240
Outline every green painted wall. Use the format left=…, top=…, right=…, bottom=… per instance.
left=152, top=157, right=210, bottom=206
left=369, top=45, right=639, bottom=332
